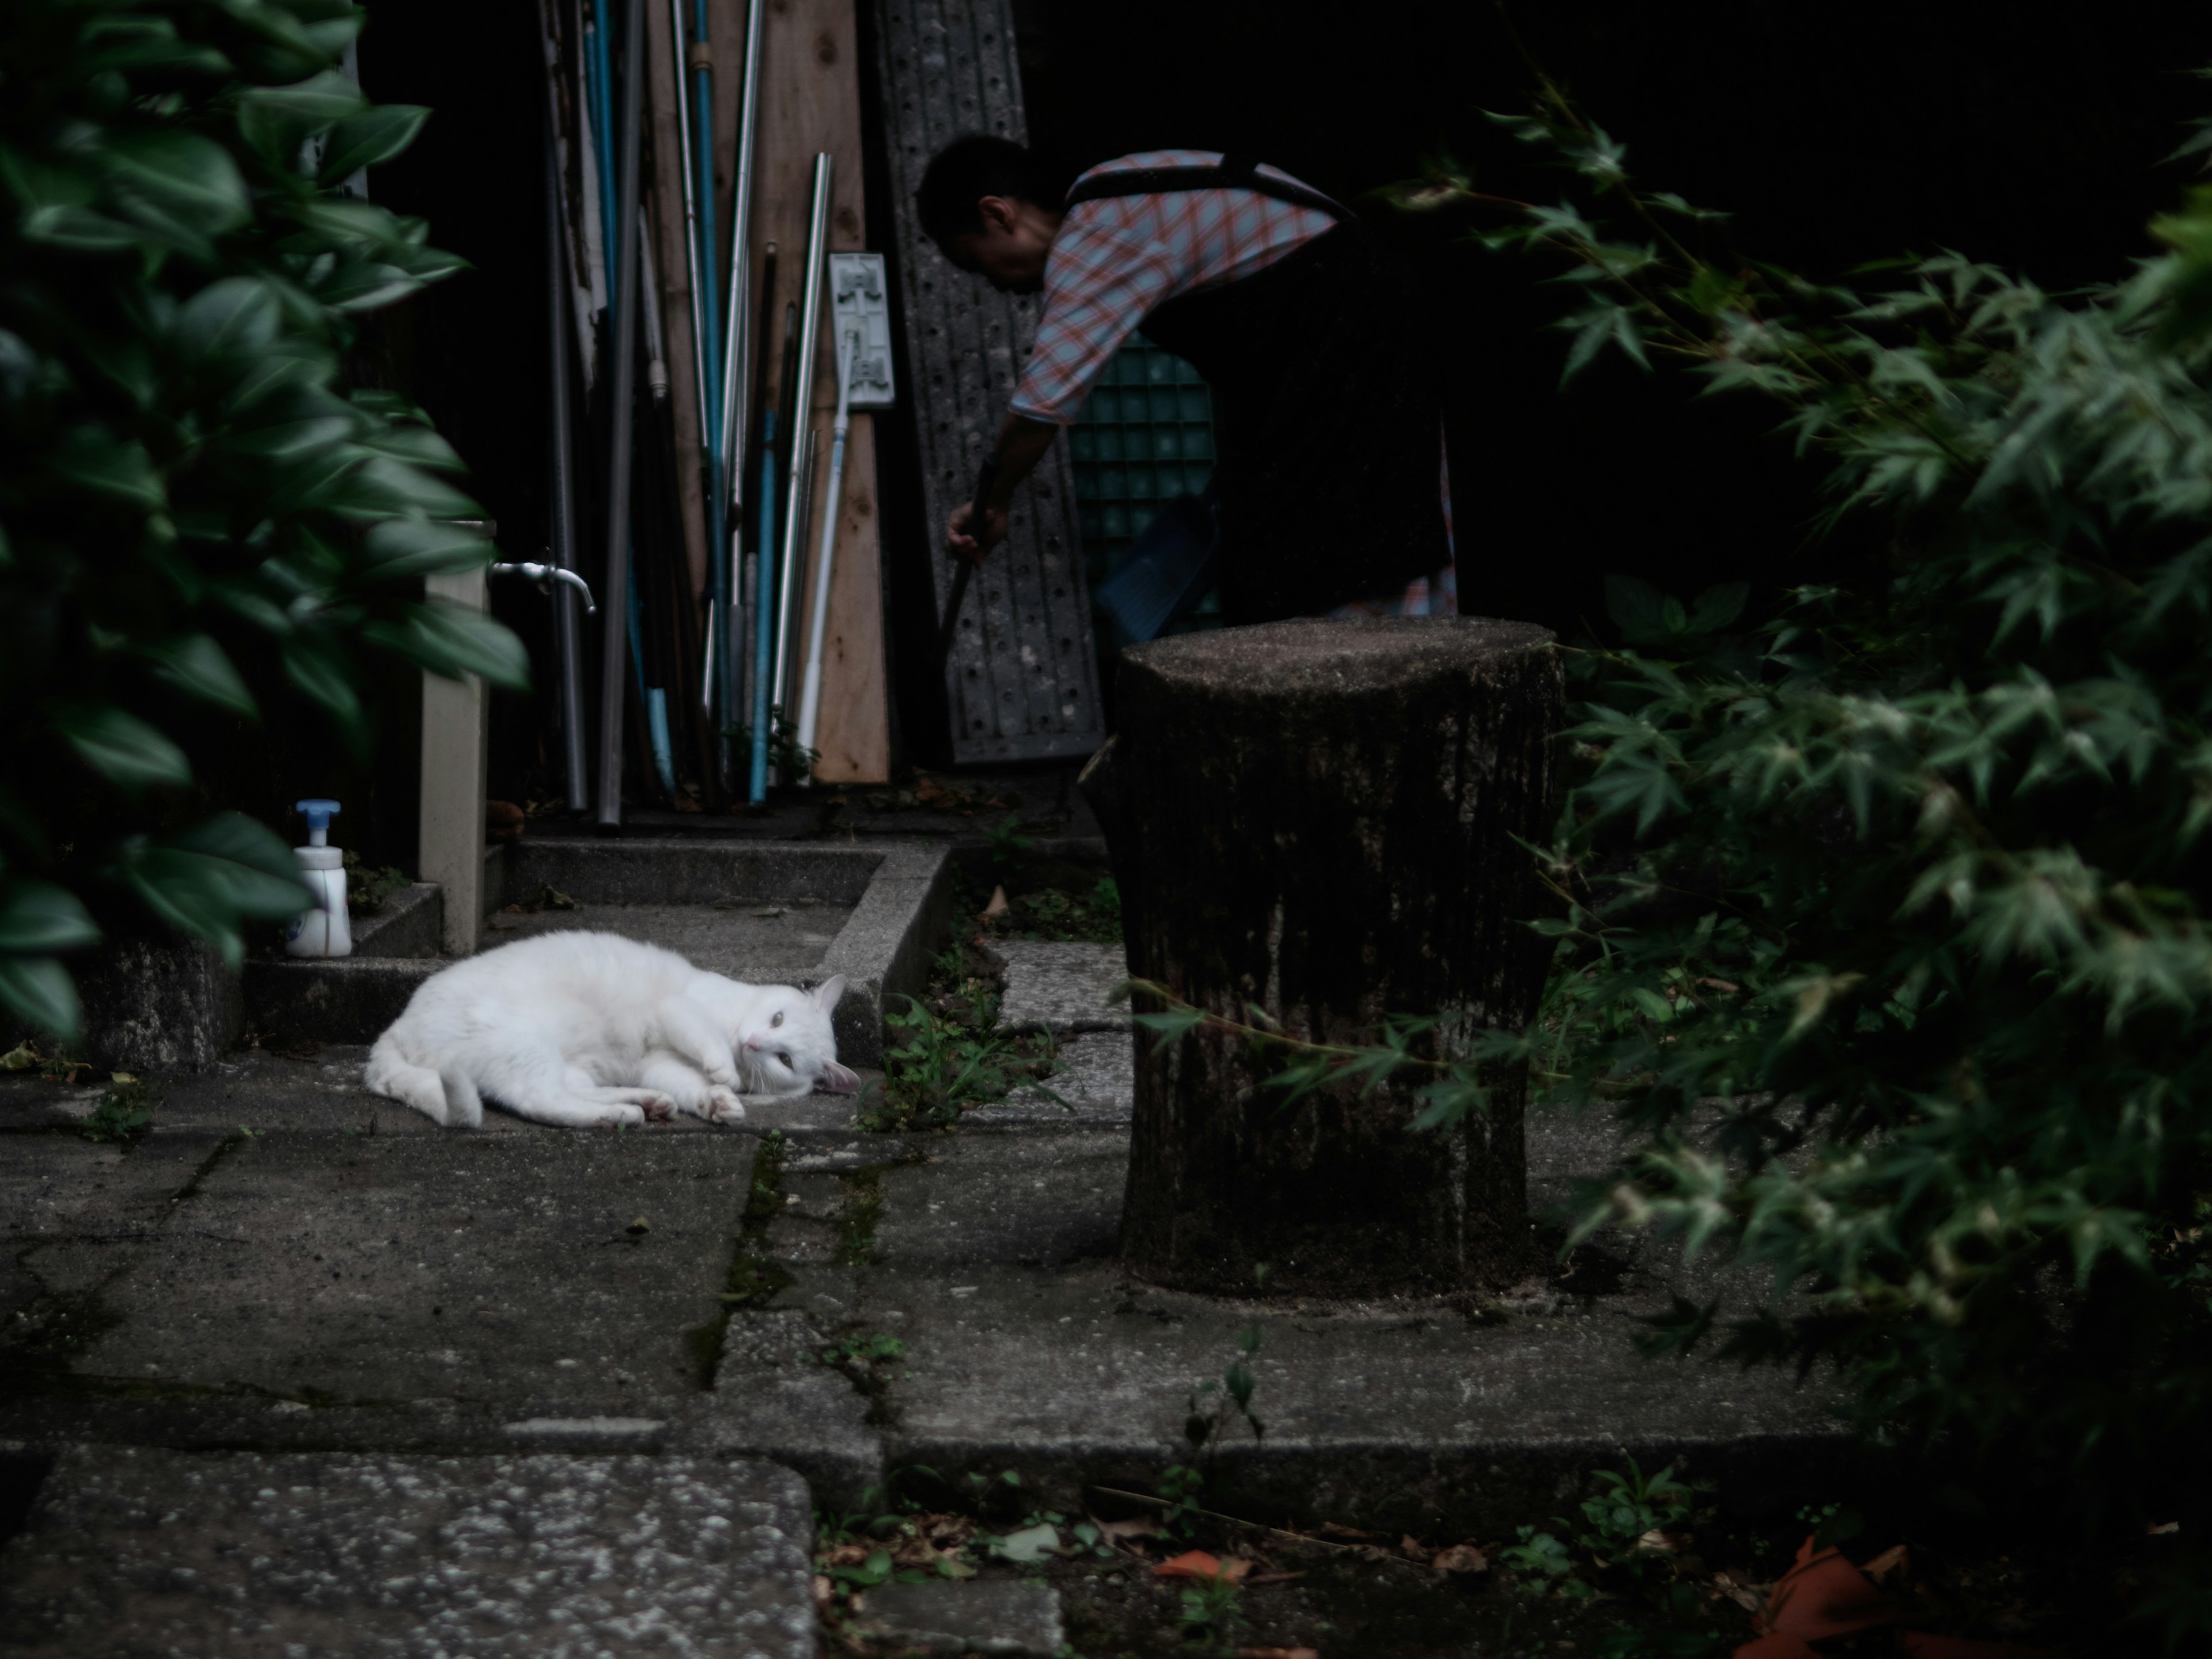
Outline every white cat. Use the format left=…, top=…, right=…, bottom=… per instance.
left=363, top=930, right=861, bottom=1130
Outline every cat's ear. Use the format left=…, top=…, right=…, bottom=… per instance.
left=819, top=1060, right=862, bottom=1094
left=810, top=974, right=847, bottom=1013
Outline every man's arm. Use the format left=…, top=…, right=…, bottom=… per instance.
left=946, top=413, right=1058, bottom=556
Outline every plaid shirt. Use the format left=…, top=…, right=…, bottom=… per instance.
left=1009, top=150, right=1339, bottom=425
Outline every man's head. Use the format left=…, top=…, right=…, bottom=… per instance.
left=916, top=134, right=1064, bottom=294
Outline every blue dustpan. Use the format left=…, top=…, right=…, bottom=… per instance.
left=1093, top=487, right=1219, bottom=649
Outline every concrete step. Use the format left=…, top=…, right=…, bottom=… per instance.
left=243, top=839, right=953, bottom=1064
left=0, top=1444, right=817, bottom=1659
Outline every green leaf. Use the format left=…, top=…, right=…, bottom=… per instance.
left=101, top=131, right=249, bottom=236
left=51, top=703, right=192, bottom=793
left=0, top=957, right=81, bottom=1043
left=362, top=600, right=531, bottom=690
left=175, top=276, right=282, bottom=363
left=317, top=105, right=431, bottom=184
left=47, top=427, right=165, bottom=509
left=20, top=204, right=141, bottom=252
left=327, top=455, right=482, bottom=520
left=281, top=636, right=363, bottom=732
left=140, top=633, right=257, bottom=717
left=114, top=813, right=312, bottom=968
left=241, top=69, right=366, bottom=131
left=0, top=882, right=101, bottom=955
left=358, top=516, right=494, bottom=582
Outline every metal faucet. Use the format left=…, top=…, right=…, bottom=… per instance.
left=491, top=560, right=597, bottom=615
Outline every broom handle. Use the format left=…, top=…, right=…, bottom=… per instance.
left=937, top=453, right=999, bottom=661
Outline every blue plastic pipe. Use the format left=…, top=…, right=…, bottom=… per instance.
left=748, top=408, right=778, bottom=803
left=588, top=0, right=619, bottom=310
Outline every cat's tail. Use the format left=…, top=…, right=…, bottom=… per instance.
left=363, top=1033, right=484, bottom=1129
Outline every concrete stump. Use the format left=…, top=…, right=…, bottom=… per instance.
left=1083, top=618, right=1561, bottom=1296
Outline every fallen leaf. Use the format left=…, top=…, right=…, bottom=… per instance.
left=1757, top=1540, right=1896, bottom=1641
left=1245, top=1571, right=1308, bottom=1585
left=1315, top=1521, right=1376, bottom=1540
left=1432, top=1544, right=1488, bottom=1574
left=626, top=1217, right=650, bottom=1236
left=1155, top=1551, right=1252, bottom=1582
left=1097, top=1514, right=1161, bottom=1543
left=1861, top=1544, right=1910, bottom=1584
left=109, top=1071, right=138, bottom=1085
left=811, top=1573, right=834, bottom=1607
left=1714, top=1570, right=1767, bottom=1614
left=820, top=1542, right=870, bottom=1567
left=2146, top=1520, right=2180, bottom=1535
left=980, top=885, right=1010, bottom=922
left=990, top=1522, right=1060, bottom=1563
left=1, top=1043, right=39, bottom=1071
left=1400, top=1533, right=1427, bottom=1560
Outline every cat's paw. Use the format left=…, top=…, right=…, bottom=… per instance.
left=703, top=1086, right=747, bottom=1125
left=702, top=1058, right=738, bottom=1088
left=640, top=1093, right=675, bottom=1123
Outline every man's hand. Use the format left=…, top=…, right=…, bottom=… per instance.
left=947, top=499, right=1009, bottom=559
left=944, top=413, right=1056, bottom=562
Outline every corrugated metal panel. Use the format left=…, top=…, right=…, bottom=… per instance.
left=872, top=0, right=1105, bottom=763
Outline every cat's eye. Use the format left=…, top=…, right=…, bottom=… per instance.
left=771, top=1011, right=784, bottom=1027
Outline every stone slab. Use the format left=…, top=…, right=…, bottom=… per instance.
left=238, top=957, right=444, bottom=1048
left=857, top=1578, right=1066, bottom=1656
left=968, top=1032, right=1134, bottom=1125
left=994, top=942, right=1128, bottom=1035
left=349, top=882, right=443, bottom=958
left=0, top=1131, right=224, bottom=1338
left=0, top=1444, right=816, bottom=1658
left=510, top=838, right=881, bottom=906
left=70, top=1130, right=758, bottom=1411
left=863, top=1259, right=1850, bottom=1539
left=872, top=1132, right=1124, bottom=1271
left=480, top=901, right=855, bottom=982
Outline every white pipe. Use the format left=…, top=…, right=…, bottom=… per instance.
left=771, top=153, right=832, bottom=716
left=793, top=330, right=854, bottom=775
left=719, top=0, right=764, bottom=502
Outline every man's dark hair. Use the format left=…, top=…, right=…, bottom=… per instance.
left=915, top=134, right=1064, bottom=248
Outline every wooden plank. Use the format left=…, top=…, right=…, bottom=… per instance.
left=643, top=0, right=710, bottom=597
left=750, top=0, right=892, bottom=783
left=871, top=0, right=1103, bottom=763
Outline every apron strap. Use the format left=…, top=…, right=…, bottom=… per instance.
left=1065, top=154, right=1349, bottom=221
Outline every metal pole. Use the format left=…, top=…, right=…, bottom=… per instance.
left=665, top=0, right=714, bottom=467
left=542, top=93, right=589, bottom=816
left=718, top=0, right=766, bottom=768
left=772, top=153, right=832, bottom=718
left=594, top=0, right=646, bottom=831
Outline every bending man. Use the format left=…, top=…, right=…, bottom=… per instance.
left=916, top=137, right=1454, bottom=625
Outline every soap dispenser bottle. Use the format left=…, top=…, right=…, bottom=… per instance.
left=285, top=798, right=353, bottom=959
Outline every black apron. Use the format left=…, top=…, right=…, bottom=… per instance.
left=1065, top=156, right=1448, bottom=623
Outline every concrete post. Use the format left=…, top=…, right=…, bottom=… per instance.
left=419, top=567, right=489, bottom=956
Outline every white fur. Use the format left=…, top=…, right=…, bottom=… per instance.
left=363, top=930, right=860, bottom=1130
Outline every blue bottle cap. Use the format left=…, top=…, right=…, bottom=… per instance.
left=295, top=798, right=342, bottom=836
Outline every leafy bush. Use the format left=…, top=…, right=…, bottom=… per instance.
left=0, top=0, right=525, bottom=1039
left=1379, top=75, right=2212, bottom=1639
